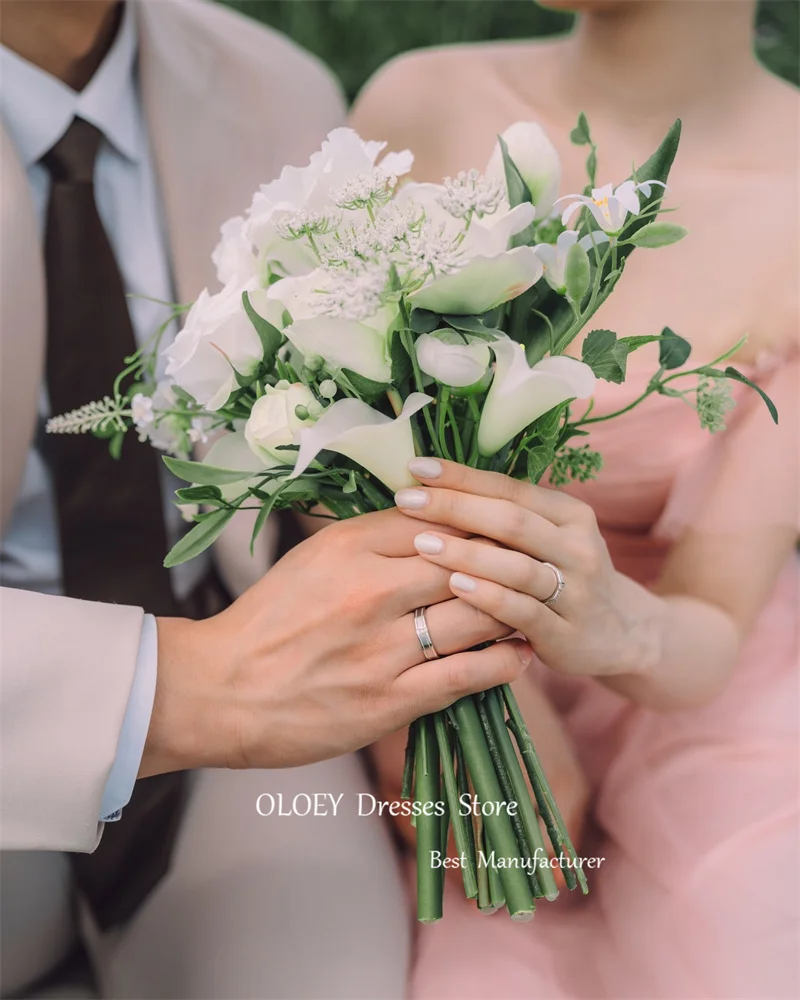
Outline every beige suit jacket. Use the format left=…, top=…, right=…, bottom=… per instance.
left=0, top=0, right=345, bottom=852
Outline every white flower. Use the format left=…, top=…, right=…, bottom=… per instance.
left=177, top=503, right=199, bottom=522
left=478, top=337, right=595, bottom=456
left=486, top=122, right=562, bottom=218
left=397, top=183, right=543, bottom=314
left=244, top=383, right=317, bottom=464
left=558, top=180, right=666, bottom=235
left=131, top=393, right=155, bottom=430
left=438, top=170, right=504, bottom=221
left=268, top=268, right=395, bottom=383
left=140, top=381, right=188, bottom=456
left=211, top=216, right=258, bottom=286
left=534, top=230, right=609, bottom=294
left=416, top=333, right=491, bottom=388
left=187, top=416, right=212, bottom=445
left=244, top=128, right=412, bottom=274
left=291, top=393, right=432, bottom=492
left=164, top=278, right=277, bottom=411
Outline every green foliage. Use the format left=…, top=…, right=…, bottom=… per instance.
left=219, top=1, right=797, bottom=100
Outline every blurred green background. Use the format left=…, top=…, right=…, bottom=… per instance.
left=219, top=0, right=799, bottom=100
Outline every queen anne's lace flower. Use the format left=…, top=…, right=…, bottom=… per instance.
left=315, top=261, right=391, bottom=322
left=438, top=170, right=504, bottom=221
left=696, top=376, right=736, bottom=433
left=403, top=222, right=464, bottom=276
left=331, top=168, right=396, bottom=211
left=275, top=209, right=341, bottom=242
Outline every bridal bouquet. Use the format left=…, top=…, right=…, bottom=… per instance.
left=49, top=117, right=776, bottom=922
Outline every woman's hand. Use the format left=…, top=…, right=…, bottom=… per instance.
left=394, top=458, right=662, bottom=683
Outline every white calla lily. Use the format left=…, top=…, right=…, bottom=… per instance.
left=285, top=316, right=392, bottom=383
left=411, top=247, right=543, bottom=315
left=557, top=180, right=666, bottom=235
left=486, top=122, right=562, bottom=217
left=534, top=230, right=610, bottom=293
left=291, top=393, right=432, bottom=492
left=478, top=337, right=595, bottom=456
left=416, top=333, right=491, bottom=388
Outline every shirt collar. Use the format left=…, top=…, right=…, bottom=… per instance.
left=0, top=2, right=140, bottom=169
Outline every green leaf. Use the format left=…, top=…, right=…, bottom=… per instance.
left=569, top=112, right=592, bottom=146
left=564, top=242, right=591, bottom=304
left=581, top=328, right=630, bottom=383
left=532, top=400, right=570, bottom=445
left=409, top=309, right=440, bottom=334
left=175, top=484, right=224, bottom=503
left=164, top=507, right=235, bottom=568
left=443, top=315, right=502, bottom=341
left=526, top=445, right=554, bottom=484
left=242, top=291, right=283, bottom=363
left=250, top=481, right=291, bottom=555
left=389, top=328, right=412, bottom=384
left=625, top=222, right=688, bottom=249
left=586, top=147, right=597, bottom=187
left=658, top=327, right=692, bottom=369
left=723, top=367, right=779, bottom=424
left=340, top=368, right=390, bottom=399
left=109, top=431, right=125, bottom=460
left=342, top=471, right=358, bottom=494
left=163, top=455, right=261, bottom=486
left=498, top=135, right=536, bottom=247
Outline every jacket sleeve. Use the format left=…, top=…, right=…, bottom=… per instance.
left=0, top=587, right=144, bottom=852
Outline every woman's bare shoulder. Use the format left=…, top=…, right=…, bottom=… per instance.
left=349, top=39, right=558, bottom=177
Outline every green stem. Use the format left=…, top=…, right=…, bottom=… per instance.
left=485, top=689, right=559, bottom=900
left=436, top=387, right=454, bottom=462
left=450, top=696, right=534, bottom=919
left=466, top=397, right=482, bottom=467
left=415, top=716, right=444, bottom=923
left=476, top=695, right=543, bottom=899
left=401, top=721, right=416, bottom=799
left=474, top=815, right=493, bottom=912
left=503, top=685, right=588, bottom=893
left=447, top=396, right=465, bottom=464
left=434, top=713, right=478, bottom=899
left=484, top=828, right=506, bottom=912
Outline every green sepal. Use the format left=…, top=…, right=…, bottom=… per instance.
left=409, top=309, right=440, bottom=335
left=564, top=242, right=591, bottom=305
left=164, top=507, right=235, bottom=567
left=498, top=135, right=536, bottom=247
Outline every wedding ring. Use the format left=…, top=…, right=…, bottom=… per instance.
left=541, top=562, right=566, bottom=607
left=414, top=606, right=440, bottom=661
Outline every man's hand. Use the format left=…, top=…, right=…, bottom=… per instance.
left=140, top=508, right=533, bottom=775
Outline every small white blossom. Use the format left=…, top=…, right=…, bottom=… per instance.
left=319, top=379, right=338, bottom=399
left=331, top=168, right=395, bottom=211
left=131, top=394, right=155, bottom=436
left=187, top=416, right=211, bottom=445
left=177, top=503, right=200, bottom=522
left=438, top=169, right=504, bottom=220
left=403, top=222, right=464, bottom=276
left=275, top=209, right=340, bottom=241
left=315, top=261, right=391, bottom=322
left=331, top=202, right=423, bottom=262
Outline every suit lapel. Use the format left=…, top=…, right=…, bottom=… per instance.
left=0, top=126, right=46, bottom=533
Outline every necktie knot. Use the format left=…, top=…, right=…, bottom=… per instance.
left=41, top=117, right=103, bottom=184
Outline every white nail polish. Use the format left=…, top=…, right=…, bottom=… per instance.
left=408, top=457, right=443, bottom=479
left=395, top=488, right=429, bottom=510
left=414, top=532, right=444, bottom=555
left=451, top=572, right=477, bottom=593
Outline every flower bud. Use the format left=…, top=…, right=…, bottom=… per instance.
left=487, top=122, right=562, bottom=218
left=245, top=383, right=317, bottom=463
left=416, top=332, right=491, bottom=388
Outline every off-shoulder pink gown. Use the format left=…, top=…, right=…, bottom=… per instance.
left=411, top=352, right=799, bottom=1000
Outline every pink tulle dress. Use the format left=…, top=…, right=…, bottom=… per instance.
left=411, top=350, right=799, bottom=1000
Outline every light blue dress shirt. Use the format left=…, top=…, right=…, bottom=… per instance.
left=0, top=7, right=204, bottom=819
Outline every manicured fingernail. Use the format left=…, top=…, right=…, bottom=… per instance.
left=395, top=488, right=429, bottom=510
left=408, top=457, right=443, bottom=480
left=414, top=532, right=444, bottom=555
left=516, top=642, right=534, bottom=666
left=450, top=572, right=477, bottom=593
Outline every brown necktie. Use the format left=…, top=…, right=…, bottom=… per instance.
left=42, top=116, right=185, bottom=929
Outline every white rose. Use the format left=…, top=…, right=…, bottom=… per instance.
left=486, top=122, right=562, bottom=218
left=164, top=279, right=274, bottom=411
left=211, top=216, right=259, bottom=286
left=244, top=383, right=317, bottom=464
left=416, top=333, right=491, bottom=388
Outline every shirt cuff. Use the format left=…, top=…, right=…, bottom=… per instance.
left=99, top=614, right=158, bottom=821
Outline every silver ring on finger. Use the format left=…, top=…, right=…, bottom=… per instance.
left=541, top=562, right=566, bottom=607
left=414, top=606, right=440, bottom=661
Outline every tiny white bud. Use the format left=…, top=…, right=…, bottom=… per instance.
left=319, top=379, right=338, bottom=400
